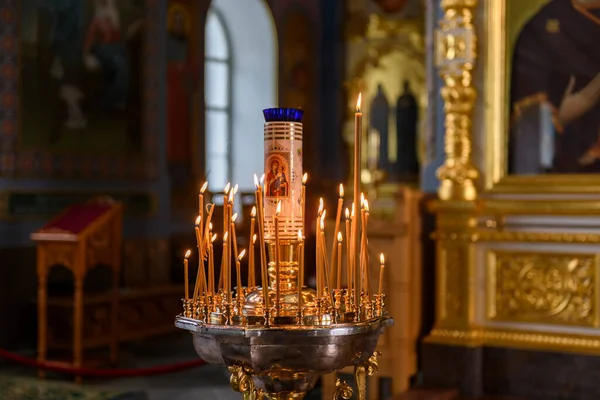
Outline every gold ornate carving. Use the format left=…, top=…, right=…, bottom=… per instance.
left=426, top=327, right=600, bottom=355
left=435, top=0, right=479, bottom=201
left=333, top=378, right=353, bottom=400
left=487, top=252, right=598, bottom=327
left=229, top=365, right=258, bottom=400
left=353, top=351, right=381, bottom=400
left=431, top=202, right=478, bottom=328
left=434, top=230, right=600, bottom=244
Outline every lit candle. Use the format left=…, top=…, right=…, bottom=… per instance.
left=199, top=181, right=208, bottom=231
left=316, top=199, right=324, bottom=296
left=363, top=199, right=371, bottom=297
left=193, top=216, right=207, bottom=302
left=274, top=200, right=282, bottom=316
left=345, top=208, right=351, bottom=289
left=353, top=93, right=362, bottom=306
left=209, top=234, right=217, bottom=294
left=231, top=213, right=240, bottom=266
left=320, top=214, right=330, bottom=291
left=227, top=189, right=235, bottom=299
left=249, top=234, right=257, bottom=287
left=379, top=253, right=385, bottom=296
left=223, top=182, right=231, bottom=234
left=254, top=174, right=269, bottom=312
left=297, top=229, right=304, bottom=313
left=337, top=232, right=343, bottom=290
left=331, top=184, right=343, bottom=284
left=301, top=173, right=308, bottom=231
left=222, top=232, right=230, bottom=302
left=184, top=249, right=191, bottom=301
left=360, top=193, right=366, bottom=296
left=350, top=203, right=355, bottom=294
left=237, top=249, right=246, bottom=297
left=193, top=216, right=202, bottom=301
left=202, top=204, right=215, bottom=254
left=249, top=207, right=256, bottom=286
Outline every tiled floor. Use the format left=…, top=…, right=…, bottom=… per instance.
left=1, top=332, right=322, bottom=400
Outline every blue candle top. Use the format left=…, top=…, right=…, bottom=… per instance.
left=263, top=108, right=304, bottom=123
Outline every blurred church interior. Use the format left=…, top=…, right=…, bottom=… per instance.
left=2, top=0, right=600, bottom=399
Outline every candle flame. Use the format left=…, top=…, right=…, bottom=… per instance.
left=318, top=198, right=324, bottom=215
left=380, top=253, right=385, bottom=264
left=184, top=249, right=191, bottom=259
left=224, top=182, right=231, bottom=194
left=238, top=249, right=246, bottom=261
left=337, top=231, right=343, bottom=242
left=321, top=209, right=327, bottom=221
left=200, top=181, right=208, bottom=194
left=356, top=93, right=362, bottom=112
left=364, top=199, right=370, bottom=212
left=233, top=184, right=239, bottom=195
left=320, top=218, right=325, bottom=231
left=195, top=215, right=201, bottom=226
left=223, top=232, right=229, bottom=242
left=259, top=174, right=265, bottom=185
left=209, top=222, right=213, bottom=230
left=228, top=188, right=235, bottom=203
left=276, top=200, right=282, bottom=215
left=254, top=174, right=259, bottom=189
left=302, top=173, right=308, bottom=185
left=345, top=208, right=350, bottom=220
left=232, top=213, right=238, bottom=223
left=298, top=229, right=303, bottom=242
left=361, top=192, right=365, bottom=207
left=339, top=184, right=344, bottom=198
left=252, top=234, right=257, bottom=244
left=251, top=206, right=256, bottom=218
left=211, top=233, right=218, bottom=242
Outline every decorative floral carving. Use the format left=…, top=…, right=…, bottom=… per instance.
left=491, top=252, right=596, bottom=326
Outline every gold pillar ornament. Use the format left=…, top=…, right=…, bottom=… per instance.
left=435, top=0, right=479, bottom=201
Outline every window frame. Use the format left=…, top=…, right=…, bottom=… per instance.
left=205, top=7, right=234, bottom=187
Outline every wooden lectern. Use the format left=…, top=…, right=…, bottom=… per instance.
left=31, top=197, right=123, bottom=382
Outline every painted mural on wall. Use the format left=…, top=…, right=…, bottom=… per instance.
left=508, top=0, right=600, bottom=174
left=21, top=0, right=144, bottom=154
left=166, top=1, right=197, bottom=198
left=1, top=0, right=159, bottom=179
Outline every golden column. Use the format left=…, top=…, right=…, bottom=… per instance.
left=435, top=0, right=478, bottom=202
left=427, top=0, right=480, bottom=341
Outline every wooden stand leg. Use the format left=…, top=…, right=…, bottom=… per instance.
left=110, top=271, right=118, bottom=365
left=73, top=277, right=84, bottom=384
left=37, top=268, right=47, bottom=379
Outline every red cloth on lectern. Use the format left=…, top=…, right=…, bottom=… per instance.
left=42, top=204, right=112, bottom=235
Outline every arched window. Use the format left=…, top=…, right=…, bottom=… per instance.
left=205, top=0, right=277, bottom=192
left=205, top=9, right=232, bottom=192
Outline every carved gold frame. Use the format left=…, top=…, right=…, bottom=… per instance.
left=483, top=0, right=600, bottom=194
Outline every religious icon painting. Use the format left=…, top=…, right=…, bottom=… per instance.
left=8, top=0, right=159, bottom=180
left=265, top=153, right=291, bottom=200
left=485, top=0, right=600, bottom=193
